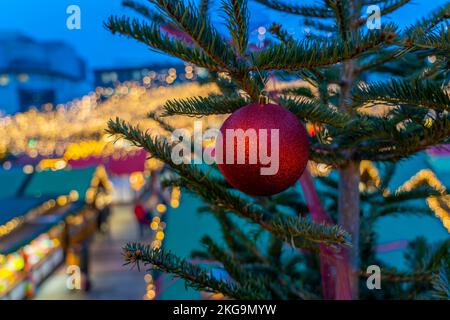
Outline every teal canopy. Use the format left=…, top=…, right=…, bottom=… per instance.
left=0, top=197, right=51, bottom=225
left=23, top=166, right=97, bottom=201
left=0, top=169, right=29, bottom=199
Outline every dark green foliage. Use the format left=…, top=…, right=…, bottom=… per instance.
left=108, top=0, right=450, bottom=299
left=253, top=0, right=335, bottom=18
left=222, top=0, right=250, bottom=55
left=253, top=24, right=398, bottom=70
left=107, top=118, right=351, bottom=250
left=162, top=94, right=248, bottom=116
left=431, top=263, right=450, bottom=300
left=123, top=243, right=272, bottom=299
left=106, top=16, right=220, bottom=70
left=353, top=79, right=450, bottom=111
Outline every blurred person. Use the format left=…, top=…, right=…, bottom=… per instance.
left=134, top=167, right=171, bottom=238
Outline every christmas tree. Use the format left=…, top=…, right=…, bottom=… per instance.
left=106, top=0, right=449, bottom=299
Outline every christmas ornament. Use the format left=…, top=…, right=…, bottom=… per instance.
left=216, top=98, right=309, bottom=196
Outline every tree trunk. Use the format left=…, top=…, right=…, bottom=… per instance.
left=338, top=161, right=360, bottom=299
left=338, top=53, right=360, bottom=298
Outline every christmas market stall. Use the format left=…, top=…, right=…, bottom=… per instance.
left=0, top=165, right=113, bottom=299
left=0, top=199, right=83, bottom=299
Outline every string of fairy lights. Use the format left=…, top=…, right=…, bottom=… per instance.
left=0, top=82, right=224, bottom=161
left=143, top=180, right=181, bottom=300
left=0, top=81, right=447, bottom=229
left=0, top=165, right=113, bottom=239
left=0, top=75, right=448, bottom=299
left=358, top=162, right=450, bottom=232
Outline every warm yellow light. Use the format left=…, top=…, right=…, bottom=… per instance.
left=23, top=164, right=34, bottom=174
left=168, top=68, right=177, bottom=76
left=156, top=204, right=167, bottom=214
left=85, top=188, right=96, bottom=204
left=151, top=240, right=161, bottom=249
left=69, top=190, right=79, bottom=201
left=57, top=195, right=68, bottom=206
left=150, top=222, right=159, bottom=230
left=144, top=274, right=153, bottom=283
left=0, top=82, right=223, bottom=163
left=129, top=172, right=145, bottom=191
left=143, top=76, right=151, bottom=85
left=17, top=73, right=29, bottom=83
left=156, top=231, right=165, bottom=241
left=444, top=217, right=450, bottom=231
left=146, top=289, right=156, bottom=300
left=170, top=199, right=180, bottom=208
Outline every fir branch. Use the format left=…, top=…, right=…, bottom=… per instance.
left=269, top=215, right=349, bottom=249
left=280, top=96, right=351, bottom=127
left=356, top=48, right=403, bottom=74
left=404, top=238, right=450, bottom=271
left=431, top=263, right=450, bottom=300
left=382, top=188, right=443, bottom=205
left=123, top=244, right=270, bottom=299
left=411, top=3, right=450, bottom=30
left=176, top=176, right=349, bottom=250
left=353, top=79, right=450, bottom=111
left=199, top=236, right=316, bottom=299
left=200, top=236, right=256, bottom=282
left=403, top=25, right=450, bottom=53
left=268, top=23, right=294, bottom=44
left=122, top=0, right=165, bottom=24
left=105, top=17, right=221, bottom=71
left=356, top=0, right=413, bottom=27
left=199, top=0, right=211, bottom=16
left=222, top=0, right=250, bottom=55
left=360, top=268, right=433, bottom=283
left=162, top=94, right=248, bottom=116
left=148, top=111, right=176, bottom=132
left=253, top=24, right=398, bottom=70
left=107, top=118, right=351, bottom=249
left=379, top=0, right=412, bottom=16
left=254, top=0, right=335, bottom=18
left=373, top=205, right=433, bottom=218
left=357, top=115, right=450, bottom=161
left=146, top=0, right=234, bottom=68
left=303, top=18, right=337, bottom=33
left=330, top=115, right=400, bottom=148
left=278, top=86, right=315, bottom=99
left=328, top=0, right=350, bottom=39
left=200, top=236, right=286, bottom=298
left=309, top=143, right=347, bottom=166
left=211, top=209, right=269, bottom=262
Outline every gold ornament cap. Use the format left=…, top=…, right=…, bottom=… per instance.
left=258, top=92, right=269, bottom=104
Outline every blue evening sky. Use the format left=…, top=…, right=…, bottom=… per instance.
left=0, top=0, right=446, bottom=70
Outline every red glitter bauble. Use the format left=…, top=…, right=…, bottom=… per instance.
left=216, top=102, right=309, bottom=196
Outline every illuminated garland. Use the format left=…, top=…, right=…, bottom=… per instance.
left=0, top=166, right=113, bottom=238
left=396, top=169, right=449, bottom=232
left=0, top=198, right=67, bottom=238
left=0, top=83, right=223, bottom=159
left=313, top=161, right=449, bottom=232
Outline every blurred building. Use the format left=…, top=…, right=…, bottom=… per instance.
left=0, top=32, right=89, bottom=114
left=94, top=63, right=206, bottom=88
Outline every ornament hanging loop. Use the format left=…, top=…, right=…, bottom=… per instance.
left=258, top=91, right=269, bottom=104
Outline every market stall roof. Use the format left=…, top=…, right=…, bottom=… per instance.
left=22, top=166, right=108, bottom=202
left=0, top=197, right=51, bottom=225
left=69, top=149, right=148, bottom=175
left=0, top=169, right=29, bottom=199
left=0, top=201, right=85, bottom=255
